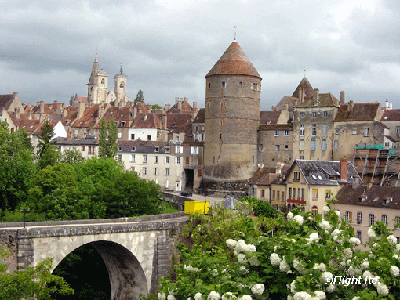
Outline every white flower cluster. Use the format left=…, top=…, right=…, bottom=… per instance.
left=361, top=260, right=369, bottom=269
left=293, top=215, right=304, bottom=226
left=158, top=293, right=166, bottom=300
left=271, top=253, right=282, bottom=266
left=194, top=292, right=203, bottom=300
left=349, top=237, right=361, bottom=246
left=376, top=282, right=389, bottom=296
left=307, top=232, right=319, bottom=243
left=313, top=263, right=326, bottom=271
left=344, top=248, right=353, bottom=258
left=388, top=235, right=397, bottom=245
left=184, top=265, right=200, bottom=272
left=221, top=292, right=236, bottom=300
left=279, top=256, right=291, bottom=273
left=391, top=265, right=399, bottom=277
left=287, top=212, right=294, bottom=220
left=207, top=291, right=220, bottom=300
left=368, top=228, right=376, bottom=239
left=320, top=272, right=333, bottom=283
left=167, top=295, right=176, bottom=300
left=238, top=296, right=252, bottom=300
left=250, top=284, right=264, bottom=296
left=319, top=220, right=331, bottom=231
left=226, top=239, right=237, bottom=249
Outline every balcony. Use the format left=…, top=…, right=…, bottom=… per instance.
left=287, top=197, right=306, bottom=205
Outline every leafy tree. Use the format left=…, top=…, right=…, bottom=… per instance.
left=0, top=122, right=36, bottom=212
left=0, top=248, right=73, bottom=300
left=239, top=196, right=277, bottom=218
left=151, top=103, right=162, bottom=110
left=59, top=149, right=84, bottom=164
left=98, top=118, right=118, bottom=158
left=134, top=89, right=144, bottom=104
left=37, top=120, right=60, bottom=169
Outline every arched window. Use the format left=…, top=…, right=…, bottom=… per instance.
left=101, top=78, right=105, bottom=84
left=120, top=82, right=124, bottom=88
left=312, top=206, right=318, bottom=215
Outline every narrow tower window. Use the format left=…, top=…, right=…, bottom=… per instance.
left=222, top=81, right=226, bottom=88
left=238, top=81, right=243, bottom=88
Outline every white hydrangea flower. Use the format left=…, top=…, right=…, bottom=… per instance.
left=335, top=211, right=340, bottom=216
left=226, top=239, right=238, bottom=249
left=320, top=272, right=333, bottom=284
left=279, top=256, right=290, bottom=273
left=271, top=253, right=282, bottom=266
left=248, top=255, right=261, bottom=266
left=348, top=266, right=361, bottom=276
left=307, top=232, right=319, bottom=243
left=293, top=291, right=312, bottom=300
left=239, top=266, right=249, bottom=274
left=368, top=228, right=376, bottom=239
left=396, top=244, right=400, bottom=253
left=167, top=295, right=176, bottom=300
left=294, top=215, right=304, bottom=225
left=349, top=237, right=361, bottom=246
left=195, top=293, right=203, bottom=300
left=290, top=280, right=296, bottom=293
left=344, top=248, right=353, bottom=258
left=362, top=270, right=373, bottom=280
left=326, top=284, right=336, bottom=292
left=238, top=296, right=252, bottom=300
left=158, top=292, right=166, bottom=300
left=394, top=254, right=399, bottom=259
left=391, top=265, right=399, bottom=277
left=245, top=244, right=256, bottom=252
left=352, top=298, right=360, bottom=300
left=332, top=229, right=341, bottom=236
left=388, top=235, right=397, bottom=245
left=251, top=284, right=264, bottom=296
left=222, top=292, right=236, bottom=300
left=212, top=269, right=218, bottom=276
left=274, top=245, right=279, bottom=252
left=207, top=291, right=221, bottom=300
left=319, top=220, right=331, bottom=230
left=323, top=206, right=330, bottom=212
left=361, top=261, right=369, bottom=269
left=238, top=254, right=247, bottom=264
left=372, top=276, right=380, bottom=288
left=314, top=291, right=326, bottom=300
left=184, top=265, right=200, bottom=272
left=287, top=211, right=294, bottom=220
left=376, top=283, right=389, bottom=296
left=313, top=263, right=326, bottom=271
left=235, top=240, right=247, bottom=253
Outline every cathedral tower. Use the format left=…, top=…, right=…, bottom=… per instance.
left=203, top=41, right=261, bottom=181
left=88, top=55, right=109, bottom=105
left=114, top=66, right=128, bottom=100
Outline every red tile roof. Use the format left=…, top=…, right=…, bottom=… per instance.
left=131, top=113, right=162, bottom=129
left=381, top=109, right=400, bottom=121
left=334, top=103, right=380, bottom=122
left=260, top=110, right=282, bottom=125
left=206, top=41, right=260, bottom=78
left=249, top=167, right=278, bottom=185
left=0, top=94, right=15, bottom=110
left=71, top=104, right=100, bottom=128
left=193, top=108, right=205, bottom=123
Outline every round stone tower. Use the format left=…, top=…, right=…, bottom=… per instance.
left=203, top=41, right=261, bottom=182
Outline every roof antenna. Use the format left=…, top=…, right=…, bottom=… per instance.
left=234, top=26, right=236, bottom=41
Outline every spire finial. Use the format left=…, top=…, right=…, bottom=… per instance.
left=234, top=26, right=236, bottom=41
left=94, top=52, right=98, bottom=63
left=120, top=63, right=123, bottom=75
left=304, top=70, right=306, bottom=78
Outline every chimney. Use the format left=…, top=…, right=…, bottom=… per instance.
left=78, top=102, right=85, bottom=119
left=40, top=100, right=45, bottom=114
left=313, top=88, right=319, bottom=101
left=63, top=109, right=67, bottom=118
left=15, top=107, right=20, bottom=119
left=193, top=101, right=198, bottom=110
left=163, top=114, right=167, bottom=129
left=340, top=90, right=345, bottom=106
left=165, top=103, right=171, bottom=111
left=56, top=103, right=63, bottom=114
left=133, top=107, right=137, bottom=119
left=175, top=97, right=179, bottom=104
left=299, top=88, right=305, bottom=104
left=348, top=100, right=354, bottom=111
left=27, top=110, right=32, bottom=120
left=178, top=101, right=182, bottom=112
left=340, top=159, right=348, bottom=182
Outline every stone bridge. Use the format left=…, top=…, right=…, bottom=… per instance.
left=0, top=212, right=188, bottom=300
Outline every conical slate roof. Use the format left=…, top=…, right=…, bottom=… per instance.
left=206, top=41, right=260, bottom=78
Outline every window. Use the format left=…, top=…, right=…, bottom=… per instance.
left=312, top=206, right=318, bottom=215
left=293, top=172, right=300, bottom=181
left=165, top=147, right=170, bottom=154
left=277, top=191, right=280, bottom=200
left=143, top=155, right=147, bottom=163
left=357, top=230, right=362, bottom=242
left=165, top=179, right=169, bottom=188
left=131, top=154, right=136, bottom=163
left=274, top=130, right=279, bottom=136
left=198, top=169, right=202, bottom=177
left=165, top=168, right=170, bottom=176
left=131, top=133, right=135, bottom=140
left=322, top=125, right=327, bottom=136
left=382, top=215, right=388, bottom=225
left=131, top=166, right=135, bottom=172
left=300, top=112, right=305, bottom=118
left=396, top=216, right=400, bottom=225
left=293, top=188, right=296, bottom=198
left=352, top=129, right=357, bottom=135
left=101, top=78, right=105, bottom=84
left=275, top=145, right=280, bottom=150
left=344, top=211, right=352, bottom=222
left=261, top=190, right=265, bottom=198
left=147, top=135, right=151, bottom=141
left=253, top=83, right=258, bottom=90
left=154, top=168, right=158, bottom=175
left=369, top=214, right=375, bottom=226
left=118, top=146, right=122, bottom=151
left=299, top=140, right=304, bottom=151
left=155, top=156, right=159, bottom=163
left=300, top=124, right=304, bottom=136
left=143, top=167, right=147, bottom=175
left=323, top=111, right=328, bottom=117
left=322, top=139, right=327, bottom=151
left=176, top=157, right=181, bottom=164
left=289, top=187, right=292, bottom=198
left=284, top=130, right=289, bottom=136
left=272, top=190, right=275, bottom=200
left=301, top=188, right=304, bottom=199
left=396, top=126, right=400, bottom=134
left=312, top=112, right=317, bottom=118
left=186, top=157, right=190, bottom=164
left=238, top=81, right=243, bottom=88
left=334, top=140, right=338, bottom=149
left=155, top=146, right=159, bottom=153
left=176, top=146, right=183, bottom=153
left=311, top=124, right=317, bottom=136
left=364, top=128, right=370, bottom=136
left=258, top=144, right=263, bottom=151
left=191, top=146, right=199, bottom=154
left=222, top=81, right=226, bottom=88
left=357, top=212, right=362, bottom=224
left=312, top=189, right=318, bottom=200
left=82, top=145, right=85, bottom=151
left=311, top=139, right=316, bottom=151
left=132, top=146, right=136, bottom=151
left=165, top=156, right=170, bottom=163
left=325, top=190, right=331, bottom=199
left=335, top=128, right=339, bottom=135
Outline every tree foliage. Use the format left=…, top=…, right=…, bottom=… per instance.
left=0, top=249, right=73, bottom=300
left=37, top=120, right=59, bottom=169
left=98, top=118, right=118, bottom=158
left=134, top=89, right=144, bottom=104
left=239, top=196, right=277, bottom=218
left=0, top=122, right=36, bottom=212
left=151, top=104, right=162, bottom=110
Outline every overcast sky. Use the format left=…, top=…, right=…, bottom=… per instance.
left=1, top=0, right=400, bottom=110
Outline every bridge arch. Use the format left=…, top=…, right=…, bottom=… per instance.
left=54, top=240, right=147, bottom=300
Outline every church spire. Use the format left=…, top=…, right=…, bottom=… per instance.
left=91, top=53, right=100, bottom=76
